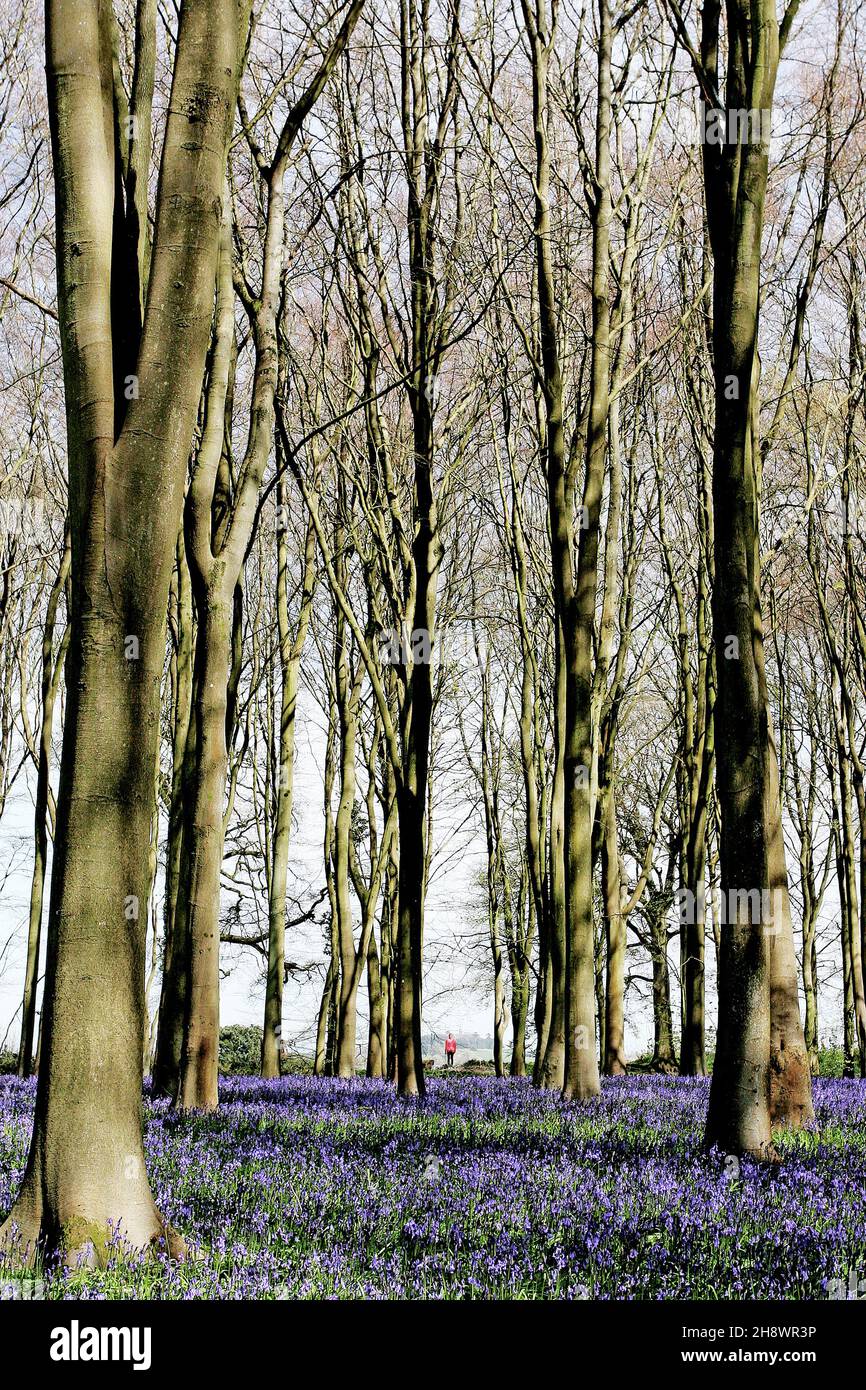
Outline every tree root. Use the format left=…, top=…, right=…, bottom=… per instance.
left=0, top=1203, right=190, bottom=1272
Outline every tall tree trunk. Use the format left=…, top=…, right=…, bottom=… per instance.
left=18, top=533, right=70, bottom=1078
left=657, top=416, right=714, bottom=1080
left=681, top=819, right=709, bottom=1075
left=510, top=963, right=529, bottom=1077
left=381, top=755, right=399, bottom=1080
left=395, top=784, right=427, bottom=1096
left=538, top=624, right=566, bottom=1086
left=801, top=898, right=819, bottom=1076
left=175, top=0, right=364, bottom=1111
left=152, top=531, right=194, bottom=1096
left=699, top=0, right=813, bottom=1155
left=390, top=0, right=459, bottom=1099
left=521, top=0, right=609, bottom=1101
left=499, top=442, right=547, bottom=1083
left=507, top=860, right=532, bottom=1078
left=0, top=0, right=240, bottom=1263
left=391, top=328, right=436, bottom=1100
left=681, top=828, right=708, bottom=1076
left=490, top=858, right=510, bottom=1080
left=834, top=695, right=866, bottom=1074
left=262, top=504, right=314, bottom=1077
left=834, top=812, right=857, bottom=1075
left=176, top=599, right=232, bottom=1111
left=314, top=948, right=339, bottom=1078
left=561, top=0, right=611, bottom=1101
left=686, top=449, right=714, bottom=1078
left=602, top=789, right=626, bottom=1074
left=366, top=930, right=386, bottom=1078
left=649, top=897, right=677, bottom=1071
left=334, top=679, right=361, bottom=1078
left=765, top=738, right=817, bottom=1119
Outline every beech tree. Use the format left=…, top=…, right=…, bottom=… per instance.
left=1, top=0, right=242, bottom=1260
left=4, top=2, right=866, bottom=1247
left=668, top=0, right=814, bottom=1155
left=153, top=0, right=364, bottom=1111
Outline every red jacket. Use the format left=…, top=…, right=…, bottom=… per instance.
left=445, top=1038, right=456, bottom=1054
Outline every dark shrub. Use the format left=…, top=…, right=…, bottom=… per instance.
left=219, top=1025, right=263, bottom=1076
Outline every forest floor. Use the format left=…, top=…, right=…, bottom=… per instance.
left=1, top=1074, right=865, bottom=1299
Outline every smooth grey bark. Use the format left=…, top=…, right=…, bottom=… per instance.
left=261, top=499, right=315, bottom=1077
left=1, top=0, right=240, bottom=1262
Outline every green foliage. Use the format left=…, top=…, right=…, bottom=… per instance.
left=628, top=1052, right=701, bottom=1074
left=817, top=1046, right=846, bottom=1079
left=217, top=1027, right=314, bottom=1076
left=280, top=1053, right=313, bottom=1076
left=0, top=1052, right=17, bottom=1076
left=629, top=1047, right=851, bottom=1078
left=218, top=1025, right=263, bottom=1076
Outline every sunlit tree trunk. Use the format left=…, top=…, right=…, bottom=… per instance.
left=332, top=587, right=364, bottom=1078
left=262, top=504, right=315, bottom=1077
left=366, top=930, right=387, bottom=1078
left=649, top=896, right=677, bottom=1072
left=1, top=0, right=240, bottom=1261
